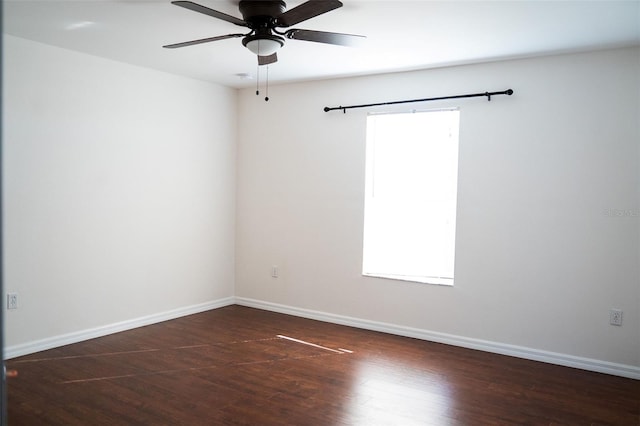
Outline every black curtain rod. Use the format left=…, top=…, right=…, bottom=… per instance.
left=323, top=89, right=514, bottom=113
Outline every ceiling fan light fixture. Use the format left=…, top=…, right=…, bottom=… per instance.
left=243, top=34, right=284, bottom=56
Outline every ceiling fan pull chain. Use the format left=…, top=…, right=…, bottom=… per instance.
left=265, top=66, right=270, bottom=102
left=256, top=62, right=260, bottom=96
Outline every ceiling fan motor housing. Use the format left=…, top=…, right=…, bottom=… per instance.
left=239, top=1, right=286, bottom=28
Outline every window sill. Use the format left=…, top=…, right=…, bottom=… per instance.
left=363, top=272, right=453, bottom=286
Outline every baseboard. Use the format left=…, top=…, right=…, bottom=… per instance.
left=234, top=297, right=640, bottom=380
left=7, top=296, right=638, bottom=380
left=4, top=297, right=235, bottom=360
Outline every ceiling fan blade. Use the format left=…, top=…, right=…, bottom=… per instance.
left=258, top=53, right=278, bottom=65
left=277, top=0, right=343, bottom=27
left=163, top=33, right=244, bottom=49
left=285, top=29, right=365, bottom=47
left=171, top=1, right=247, bottom=27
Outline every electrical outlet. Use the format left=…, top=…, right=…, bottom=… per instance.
left=609, top=309, right=623, bottom=326
left=7, top=293, right=18, bottom=310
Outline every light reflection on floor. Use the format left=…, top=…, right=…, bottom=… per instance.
left=345, top=357, right=453, bottom=425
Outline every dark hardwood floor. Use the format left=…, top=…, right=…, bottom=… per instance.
left=6, top=305, right=639, bottom=425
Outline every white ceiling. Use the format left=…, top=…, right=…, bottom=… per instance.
left=4, top=0, right=640, bottom=88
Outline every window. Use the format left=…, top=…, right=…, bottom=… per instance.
left=362, top=109, right=460, bottom=285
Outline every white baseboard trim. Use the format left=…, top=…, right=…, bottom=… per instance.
left=4, top=297, right=235, bottom=360
left=235, top=297, right=640, bottom=380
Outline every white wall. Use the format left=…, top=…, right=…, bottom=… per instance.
left=3, top=35, right=236, bottom=351
left=236, top=48, right=640, bottom=372
left=4, top=36, right=638, bottom=377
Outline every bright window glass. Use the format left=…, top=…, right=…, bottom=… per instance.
left=362, top=109, right=460, bottom=285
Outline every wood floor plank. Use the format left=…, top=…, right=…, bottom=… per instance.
left=7, top=305, right=639, bottom=425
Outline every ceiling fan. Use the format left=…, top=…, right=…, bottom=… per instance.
left=163, top=0, right=365, bottom=65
